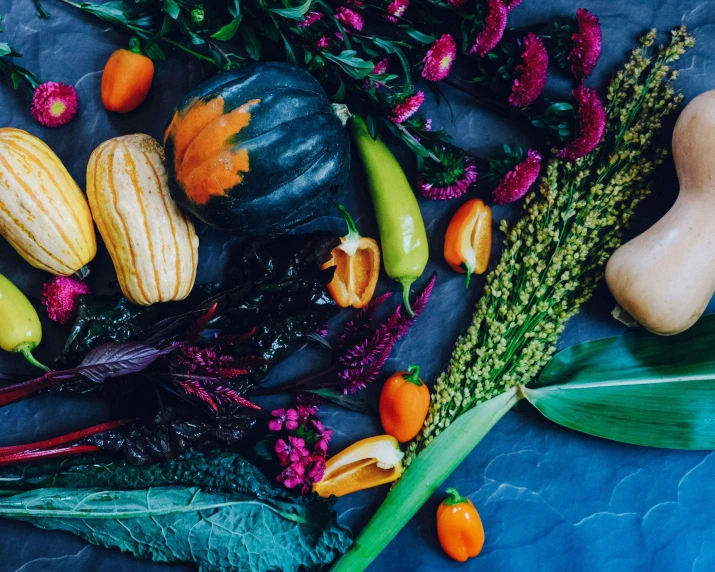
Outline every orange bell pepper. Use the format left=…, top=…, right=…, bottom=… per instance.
left=313, top=435, right=403, bottom=498
left=101, top=41, right=155, bottom=113
left=443, top=198, right=492, bottom=287
left=436, top=487, right=485, bottom=562
left=322, top=205, right=380, bottom=308
left=379, top=365, right=430, bottom=443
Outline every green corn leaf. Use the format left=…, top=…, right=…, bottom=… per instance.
left=332, top=387, right=518, bottom=572
left=522, top=314, right=715, bottom=450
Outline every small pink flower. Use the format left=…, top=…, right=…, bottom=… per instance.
left=269, top=408, right=299, bottom=432
left=421, top=34, right=457, bottom=82
left=385, top=0, right=409, bottom=22
left=508, top=33, right=548, bottom=108
left=31, top=82, right=78, bottom=128
left=371, top=57, right=390, bottom=75
left=389, top=91, right=424, bottom=124
left=470, top=0, right=507, bottom=57
left=306, top=456, right=327, bottom=483
left=275, top=436, right=309, bottom=464
left=311, top=418, right=326, bottom=435
left=296, top=405, right=317, bottom=425
left=41, top=276, right=90, bottom=325
left=296, top=10, right=323, bottom=26
left=277, top=461, right=306, bottom=489
left=314, top=429, right=333, bottom=454
left=314, top=36, right=332, bottom=49
left=568, top=8, right=602, bottom=80
left=424, top=118, right=432, bottom=131
left=493, top=149, right=542, bottom=204
left=335, top=6, right=364, bottom=32
left=557, top=85, right=606, bottom=161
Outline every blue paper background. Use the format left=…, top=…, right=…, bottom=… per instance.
left=1, top=0, right=715, bottom=570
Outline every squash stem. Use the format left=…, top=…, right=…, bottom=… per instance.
left=17, top=345, right=49, bottom=372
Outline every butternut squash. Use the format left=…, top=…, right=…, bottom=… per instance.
left=87, top=134, right=199, bottom=306
left=0, top=128, right=97, bottom=275
left=606, top=90, right=715, bottom=335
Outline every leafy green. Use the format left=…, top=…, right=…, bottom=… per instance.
left=211, top=16, right=242, bottom=40
left=268, top=0, right=313, bottom=19
left=522, top=314, right=715, bottom=449
left=0, top=451, right=353, bottom=571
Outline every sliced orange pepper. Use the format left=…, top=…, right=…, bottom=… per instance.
left=312, top=435, right=403, bottom=498
left=437, top=488, right=485, bottom=562
left=322, top=205, right=380, bottom=308
left=379, top=365, right=430, bottom=443
left=443, top=198, right=492, bottom=288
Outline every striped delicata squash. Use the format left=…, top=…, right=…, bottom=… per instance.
left=87, top=134, right=199, bottom=305
left=0, top=128, right=97, bottom=275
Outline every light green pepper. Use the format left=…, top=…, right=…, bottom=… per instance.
left=348, top=115, right=429, bottom=316
left=0, top=273, right=48, bottom=371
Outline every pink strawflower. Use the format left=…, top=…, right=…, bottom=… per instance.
left=315, top=36, right=332, bottom=49
left=385, top=0, right=409, bottom=22
left=422, top=34, right=457, bottom=82
left=269, top=408, right=300, bottom=431
left=31, top=82, right=78, bottom=128
left=417, top=146, right=478, bottom=200
left=508, top=33, right=548, bottom=107
left=277, top=461, right=306, bottom=490
left=297, top=10, right=323, bottom=26
left=504, top=0, right=522, bottom=13
left=371, top=57, right=390, bottom=75
left=568, top=8, right=602, bottom=80
left=493, top=149, right=542, bottom=204
left=557, top=85, right=606, bottom=161
left=41, top=276, right=90, bottom=325
left=470, top=0, right=507, bottom=57
left=389, top=91, right=424, bottom=123
left=335, top=6, right=364, bottom=31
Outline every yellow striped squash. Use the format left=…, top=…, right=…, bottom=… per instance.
left=87, top=134, right=199, bottom=306
left=0, top=128, right=97, bottom=275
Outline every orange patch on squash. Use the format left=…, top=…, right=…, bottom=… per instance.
left=165, top=96, right=260, bottom=205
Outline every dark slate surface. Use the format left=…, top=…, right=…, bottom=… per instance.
left=1, top=0, right=715, bottom=570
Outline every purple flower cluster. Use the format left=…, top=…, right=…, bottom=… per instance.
left=269, top=404, right=333, bottom=494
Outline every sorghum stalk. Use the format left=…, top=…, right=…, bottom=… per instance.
left=405, top=26, right=694, bottom=466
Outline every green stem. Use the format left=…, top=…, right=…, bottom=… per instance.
left=462, top=263, right=473, bottom=289
left=331, top=388, right=519, bottom=572
left=442, top=487, right=468, bottom=506
left=400, top=279, right=415, bottom=318
left=338, top=204, right=360, bottom=238
left=403, top=365, right=421, bottom=386
left=17, top=345, right=50, bottom=373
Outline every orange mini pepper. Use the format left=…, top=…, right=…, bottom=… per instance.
left=437, top=487, right=485, bottom=562
left=101, top=41, right=155, bottom=113
left=379, top=365, right=430, bottom=443
left=443, top=198, right=492, bottom=287
left=322, top=205, right=380, bottom=308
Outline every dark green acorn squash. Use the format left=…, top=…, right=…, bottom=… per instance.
left=164, top=62, right=350, bottom=234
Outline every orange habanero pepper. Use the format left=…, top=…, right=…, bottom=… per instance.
left=101, top=41, right=155, bottom=113
left=444, top=198, right=492, bottom=288
left=437, top=487, right=485, bottom=562
left=322, top=205, right=380, bottom=309
left=379, top=365, right=430, bottom=443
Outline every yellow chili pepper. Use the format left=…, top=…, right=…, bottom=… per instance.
left=436, top=487, right=485, bottom=562
left=0, top=273, right=48, bottom=371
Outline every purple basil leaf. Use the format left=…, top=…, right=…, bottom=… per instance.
left=75, top=342, right=173, bottom=384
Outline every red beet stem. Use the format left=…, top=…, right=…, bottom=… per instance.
left=0, top=445, right=100, bottom=467
left=0, top=376, right=58, bottom=407
left=0, top=419, right=131, bottom=456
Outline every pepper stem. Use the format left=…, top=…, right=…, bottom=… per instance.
left=462, top=263, right=474, bottom=288
left=443, top=487, right=469, bottom=506
left=400, top=279, right=415, bottom=318
left=403, top=365, right=422, bottom=386
left=338, top=204, right=360, bottom=239
left=129, top=36, right=142, bottom=54
left=17, top=345, right=49, bottom=372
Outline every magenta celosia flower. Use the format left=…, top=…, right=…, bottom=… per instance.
left=558, top=85, right=606, bottom=161
left=269, top=408, right=300, bottom=432
left=508, top=33, right=548, bottom=108
left=41, top=276, right=90, bottom=325
left=31, top=82, right=78, bottom=128
left=389, top=91, right=424, bottom=123
left=385, top=0, right=409, bottom=22
left=504, top=0, right=522, bottom=13
left=421, top=34, right=457, bottom=82
left=470, top=0, right=507, bottom=57
left=296, top=10, right=323, bottom=26
left=493, top=149, right=542, bottom=204
left=314, top=36, right=332, bottom=49
left=277, top=462, right=306, bottom=489
left=335, top=6, right=364, bottom=31
left=568, top=8, right=602, bottom=80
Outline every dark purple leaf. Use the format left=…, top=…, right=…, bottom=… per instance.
left=75, top=342, right=173, bottom=384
